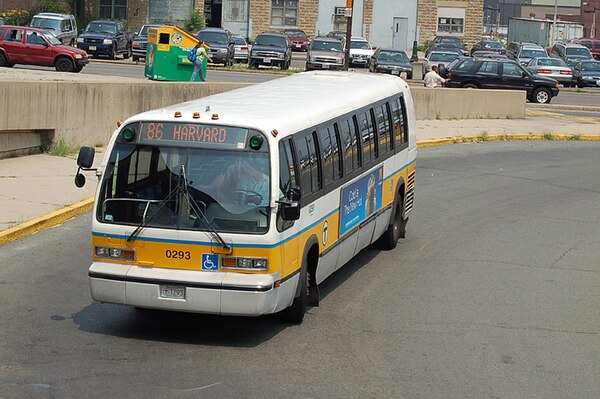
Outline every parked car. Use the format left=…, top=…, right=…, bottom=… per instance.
left=472, top=51, right=508, bottom=59
left=368, top=48, right=412, bottom=77
left=249, top=32, right=292, bottom=69
left=507, top=42, right=548, bottom=66
left=445, top=57, right=559, bottom=104
left=571, top=38, right=600, bottom=60
left=470, top=39, right=506, bottom=55
left=327, top=30, right=346, bottom=41
left=29, top=13, right=77, bottom=46
left=422, top=50, right=461, bottom=75
left=132, top=23, right=161, bottom=61
left=232, top=35, right=249, bottom=63
left=525, top=57, right=573, bottom=87
left=349, top=36, right=374, bottom=67
left=425, top=42, right=463, bottom=58
left=429, top=36, right=468, bottom=55
left=282, top=28, right=310, bottom=51
left=77, top=20, right=133, bottom=59
left=196, top=27, right=235, bottom=66
left=305, top=36, right=344, bottom=71
left=0, top=25, right=88, bottom=72
left=549, top=42, right=592, bottom=64
left=572, top=60, right=600, bottom=88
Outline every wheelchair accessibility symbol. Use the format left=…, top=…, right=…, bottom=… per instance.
left=202, top=254, right=219, bottom=271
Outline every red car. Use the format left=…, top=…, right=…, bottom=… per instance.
left=282, top=28, right=310, bottom=51
left=0, top=25, right=88, bottom=72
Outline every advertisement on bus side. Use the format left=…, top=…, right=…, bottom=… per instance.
left=339, top=166, right=383, bottom=236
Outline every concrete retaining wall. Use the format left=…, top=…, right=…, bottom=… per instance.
left=0, top=80, right=525, bottom=155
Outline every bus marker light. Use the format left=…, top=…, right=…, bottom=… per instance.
left=193, top=112, right=200, bottom=118
left=274, top=281, right=281, bottom=288
left=212, top=113, right=219, bottom=120
left=122, top=128, right=135, bottom=141
left=271, top=129, right=279, bottom=137
left=122, top=250, right=135, bottom=260
left=174, top=111, right=182, bottom=118
left=116, top=120, right=122, bottom=127
left=249, top=135, right=263, bottom=150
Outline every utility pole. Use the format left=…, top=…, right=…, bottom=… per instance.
left=344, top=0, right=354, bottom=70
left=551, top=0, right=558, bottom=46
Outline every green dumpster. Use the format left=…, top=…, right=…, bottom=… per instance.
left=145, top=25, right=207, bottom=81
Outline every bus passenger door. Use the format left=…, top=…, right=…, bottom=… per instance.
left=278, top=140, right=299, bottom=278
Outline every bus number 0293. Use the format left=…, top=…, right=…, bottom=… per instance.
left=165, top=250, right=191, bottom=260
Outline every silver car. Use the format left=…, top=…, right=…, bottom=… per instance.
left=526, top=57, right=574, bottom=87
left=233, top=35, right=249, bottom=63
left=422, top=51, right=461, bottom=75
left=305, top=37, right=345, bottom=71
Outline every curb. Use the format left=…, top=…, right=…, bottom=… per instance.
left=527, top=104, right=600, bottom=112
left=2, top=133, right=600, bottom=245
left=417, top=133, right=600, bottom=148
left=0, top=197, right=94, bottom=246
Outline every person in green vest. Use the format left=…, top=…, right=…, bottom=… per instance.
left=190, top=40, right=213, bottom=82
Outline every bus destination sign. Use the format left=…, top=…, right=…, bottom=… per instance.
left=138, top=122, right=250, bottom=149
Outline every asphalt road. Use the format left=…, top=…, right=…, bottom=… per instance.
left=2, top=141, right=600, bottom=398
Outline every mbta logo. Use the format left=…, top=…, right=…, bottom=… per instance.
left=201, top=253, right=219, bottom=271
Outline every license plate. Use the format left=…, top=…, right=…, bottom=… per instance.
left=89, top=46, right=96, bottom=51
left=392, top=70, right=400, bottom=75
left=160, top=285, right=185, bottom=299
left=295, top=44, right=301, bottom=48
left=263, top=58, right=271, bottom=63
left=322, top=64, right=330, bottom=69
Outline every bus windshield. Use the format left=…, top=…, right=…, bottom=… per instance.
left=98, top=143, right=271, bottom=234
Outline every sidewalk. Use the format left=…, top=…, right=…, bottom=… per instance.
left=2, top=109, right=599, bottom=245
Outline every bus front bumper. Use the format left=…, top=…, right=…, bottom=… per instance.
left=88, top=262, right=297, bottom=316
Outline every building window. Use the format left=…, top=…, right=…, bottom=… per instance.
left=271, top=0, right=298, bottom=27
left=437, top=7, right=464, bottom=35
left=100, top=0, right=128, bottom=20
left=333, top=7, right=347, bottom=31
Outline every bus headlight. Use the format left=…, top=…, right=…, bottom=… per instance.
left=95, top=246, right=136, bottom=261
left=221, top=257, right=268, bottom=270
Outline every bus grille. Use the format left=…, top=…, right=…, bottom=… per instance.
left=405, top=170, right=416, bottom=213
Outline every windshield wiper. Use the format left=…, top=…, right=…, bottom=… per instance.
left=179, top=165, right=230, bottom=251
left=126, top=183, right=180, bottom=243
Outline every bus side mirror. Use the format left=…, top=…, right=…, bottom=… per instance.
left=278, top=186, right=301, bottom=221
left=75, top=146, right=96, bottom=188
left=77, top=146, right=95, bottom=168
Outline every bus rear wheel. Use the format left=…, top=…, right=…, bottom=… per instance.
left=377, top=196, right=406, bottom=250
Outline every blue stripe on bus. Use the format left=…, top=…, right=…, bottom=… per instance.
left=92, top=158, right=416, bottom=249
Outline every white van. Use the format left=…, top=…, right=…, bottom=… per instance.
left=30, top=13, right=77, bottom=46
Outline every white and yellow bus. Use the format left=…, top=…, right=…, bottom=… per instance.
left=75, top=71, right=416, bottom=323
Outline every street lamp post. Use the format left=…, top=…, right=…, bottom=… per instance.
left=551, top=0, right=558, bottom=46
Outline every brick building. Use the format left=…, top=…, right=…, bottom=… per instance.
left=417, top=0, right=484, bottom=47
left=30, top=1, right=418, bottom=49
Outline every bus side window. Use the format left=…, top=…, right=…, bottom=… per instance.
left=358, top=112, right=375, bottom=165
left=400, top=96, right=408, bottom=145
left=331, top=123, right=342, bottom=180
left=375, top=105, right=391, bottom=156
left=278, top=139, right=297, bottom=198
left=294, top=135, right=311, bottom=197
left=306, top=132, right=322, bottom=192
left=339, top=119, right=358, bottom=176
left=391, top=97, right=407, bottom=150
left=318, top=125, right=341, bottom=186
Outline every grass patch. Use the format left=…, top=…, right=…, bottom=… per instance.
left=569, top=134, right=581, bottom=140
left=543, top=132, right=555, bottom=140
left=478, top=131, right=489, bottom=141
left=44, top=139, right=76, bottom=157
left=435, top=111, right=441, bottom=120
left=94, top=142, right=104, bottom=148
left=506, top=113, right=513, bottom=120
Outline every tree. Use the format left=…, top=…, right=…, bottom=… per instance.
left=185, top=9, right=205, bottom=33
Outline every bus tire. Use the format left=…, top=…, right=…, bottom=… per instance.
left=377, top=195, right=406, bottom=250
left=280, top=258, right=308, bottom=324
